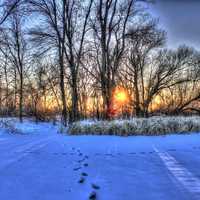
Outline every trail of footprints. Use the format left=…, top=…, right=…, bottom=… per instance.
left=69, top=146, right=200, bottom=199
left=71, top=147, right=100, bottom=200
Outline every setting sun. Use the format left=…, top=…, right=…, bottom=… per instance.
left=115, top=91, right=127, bottom=102
left=108, top=86, right=130, bottom=117
left=113, top=87, right=129, bottom=105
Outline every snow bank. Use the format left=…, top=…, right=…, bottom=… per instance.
left=69, top=116, right=200, bottom=136
left=0, top=119, right=21, bottom=134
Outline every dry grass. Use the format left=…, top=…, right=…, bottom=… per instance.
left=69, top=116, right=200, bottom=136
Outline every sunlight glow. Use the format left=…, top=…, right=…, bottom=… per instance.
left=108, top=86, right=130, bottom=117
left=113, top=87, right=129, bottom=105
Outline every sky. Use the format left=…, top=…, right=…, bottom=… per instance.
left=0, top=0, right=199, bottom=50
left=148, top=0, right=200, bottom=50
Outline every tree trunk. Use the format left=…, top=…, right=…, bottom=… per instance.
left=19, top=72, right=23, bottom=122
left=34, top=100, right=38, bottom=123
left=59, top=62, right=67, bottom=126
left=133, top=72, right=141, bottom=117
left=69, top=75, right=79, bottom=123
left=101, top=84, right=112, bottom=120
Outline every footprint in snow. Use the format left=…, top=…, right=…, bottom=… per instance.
left=73, top=167, right=82, bottom=171
left=84, top=163, right=88, bottom=167
left=89, top=191, right=97, bottom=200
left=91, top=183, right=100, bottom=190
left=78, top=177, right=85, bottom=183
left=81, top=172, right=88, bottom=176
left=78, top=158, right=85, bottom=163
left=77, top=149, right=81, bottom=153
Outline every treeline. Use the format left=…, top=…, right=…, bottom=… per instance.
left=0, top=0, right=200, bottom=124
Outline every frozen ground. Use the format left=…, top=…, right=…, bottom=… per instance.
left=1, top=120, right=200, bottom=200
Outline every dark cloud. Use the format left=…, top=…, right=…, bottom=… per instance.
left=149, top=0, right=200, bottom=49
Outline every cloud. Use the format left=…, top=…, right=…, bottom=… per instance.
left=149, top=0, right=200, bottom=49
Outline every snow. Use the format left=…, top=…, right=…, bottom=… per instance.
left=1, top=119, right=200, bottom=199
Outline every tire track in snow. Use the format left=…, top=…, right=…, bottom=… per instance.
left=0, top=136, right=54, bottom=170
left=154, top=147, right=200, bottom=199
left=13, top=136, right=53, bottom=153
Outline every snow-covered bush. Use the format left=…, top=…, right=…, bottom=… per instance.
left=0, top=119, right=21, bottom=134
left=69, top=116, right=200, bottom=136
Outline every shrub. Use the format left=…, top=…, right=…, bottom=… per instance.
left=69, top=116, right=200, bottom=136
left=0, top=119, right=21, bottom=134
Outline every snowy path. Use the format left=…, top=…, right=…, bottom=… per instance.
left=1, top=122, right=200, bottom=199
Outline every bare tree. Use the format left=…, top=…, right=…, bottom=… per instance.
left=90, top=0, right=136, bottom=118
left=124, top=19, right=165, bottom=116
left=28, top=0, right=94, bottom=124
left=0, top=0, right=23, bottom=25
left=0, top=11, right=27, bottom=122
left=144, top=46, right=194, bottom=116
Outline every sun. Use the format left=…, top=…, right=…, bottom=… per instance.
left=113, top=87, right=129, bottom=105
left=108, top=86, right=130, bottom=117
left=115, top=90, right=127, bottom=102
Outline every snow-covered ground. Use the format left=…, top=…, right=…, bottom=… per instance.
left=1, top=119, right=200, bottom=200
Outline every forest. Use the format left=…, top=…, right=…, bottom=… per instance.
left=0, top=0, right=200, bottom=125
